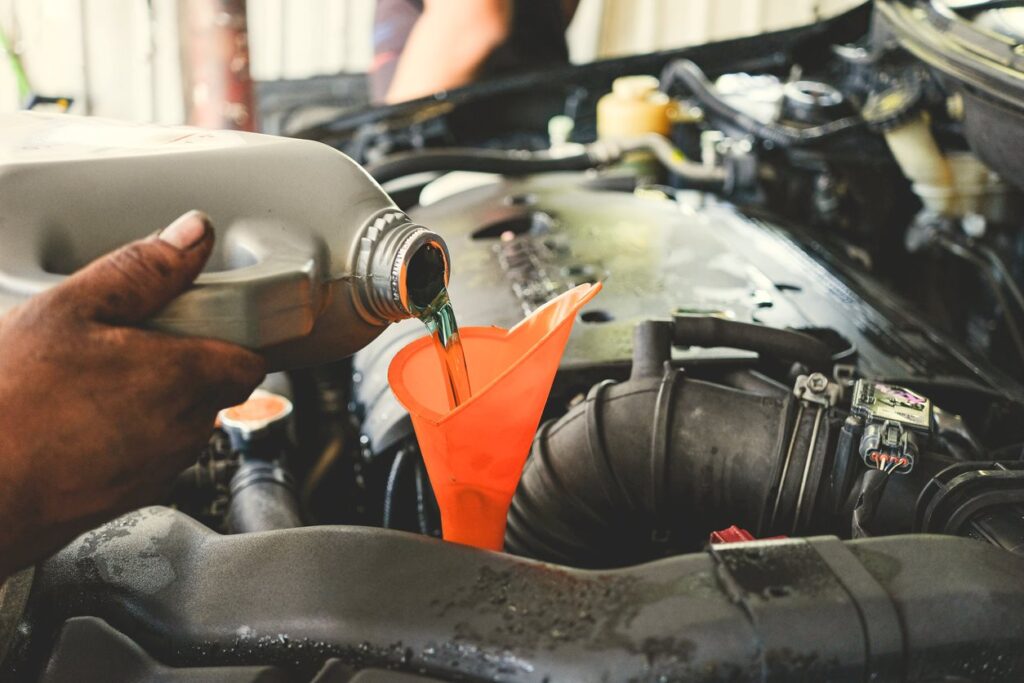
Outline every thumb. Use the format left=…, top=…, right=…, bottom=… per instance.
left=59, top=210, right=215, bottom=324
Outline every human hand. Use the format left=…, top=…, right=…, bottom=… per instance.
left=0, top=211, right=265, bottom=577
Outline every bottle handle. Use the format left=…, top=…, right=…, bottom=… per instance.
left=0, top=219, right=324, bottom=350
left=147, top=219, right=325, bottom=349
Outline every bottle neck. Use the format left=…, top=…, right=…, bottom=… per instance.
left=351, top=210, right=450, bottom=324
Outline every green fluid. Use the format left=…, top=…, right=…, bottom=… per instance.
left=418, top=287, right=472, bottom=409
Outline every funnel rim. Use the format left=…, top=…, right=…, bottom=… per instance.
left=388, top=283, right=601, bottom=424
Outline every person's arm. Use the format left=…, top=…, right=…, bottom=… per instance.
left=385, top=0, right=511, bottom=104
left=0, top=211, right=265, bottom=579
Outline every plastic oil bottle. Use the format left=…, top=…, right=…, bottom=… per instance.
left=0, top=112, right=451, bottom=369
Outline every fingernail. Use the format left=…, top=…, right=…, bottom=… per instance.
left=159, top=210, right=209, bottom=251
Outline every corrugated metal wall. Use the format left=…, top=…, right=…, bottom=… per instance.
left=248, top=0, right=374, bottom=80
left=0, top=0, right=862, bottom=123
left=0, top=0, right=183, bottom=122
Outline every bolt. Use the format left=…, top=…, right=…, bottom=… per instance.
left=946, top=92, right=965, bottom=121
left=962, top=213, right=987, bottom=239
left=807, top=372, right=829, bottom=393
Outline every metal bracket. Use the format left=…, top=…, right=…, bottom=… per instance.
left=794, top=372, right=841, bottom=407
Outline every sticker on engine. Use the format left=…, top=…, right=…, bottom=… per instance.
left=851, top=380, right=932, bottom=431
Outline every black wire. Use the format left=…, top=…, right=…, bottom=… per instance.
left=851, top=468, right=892, bottom=538
left=988, top=442, right=1024, bottom=460
left=940, top=436, right=972, bottom=461
left=952, top=1, right=1024, bottom=18
left=977, top=242, right=1024, bottom=323
left=413, top=455, right=431, bottom=536
left=936, top=235, right=1024, bottom=366
left=660, top=59, right=864, bottom=147
left=382, top=449, right=408, bottom=529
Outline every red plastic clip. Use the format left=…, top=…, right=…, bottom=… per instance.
left=709, top=525, right=787, bottom=545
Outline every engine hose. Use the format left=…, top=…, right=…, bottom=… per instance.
left=506, top=319, right=838, bottom=568
left=227, top=460, right=302, bottom=534
left=605, top=134, right=730, bottom=190
left=365, top=135, right=728, bottom=191
left=367, top=148, right=596, bottom=183
left=659, top=58, right=863, bottom=146
left=672, top=315, right=833, bottom=370
left=505, top=372, right=794, bottom=567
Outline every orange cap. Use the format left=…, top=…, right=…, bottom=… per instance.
left=219, top=389, right=293, bottom=438
left=388, top=283, right=601, bottom=550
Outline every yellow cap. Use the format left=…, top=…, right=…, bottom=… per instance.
left=612, top=75, right=661, bottom=100
left=597, top=75, right=673, bottom=139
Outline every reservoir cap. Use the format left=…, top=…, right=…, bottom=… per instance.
left=219, top=389, right=293, bottom=444
left=862, top=79, right=924, bottom=131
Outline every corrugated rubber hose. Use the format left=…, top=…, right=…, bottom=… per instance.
left=505, top=318, right=836, bottom=568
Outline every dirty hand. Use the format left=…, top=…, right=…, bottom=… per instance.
left=0, top=211, right=266, bottom=578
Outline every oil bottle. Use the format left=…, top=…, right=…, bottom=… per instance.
left=0, top=112, right=450, bottom=369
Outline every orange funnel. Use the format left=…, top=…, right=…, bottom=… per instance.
left=388, top=283, right=601, bottom=550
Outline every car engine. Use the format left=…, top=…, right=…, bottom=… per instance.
left=6, top=2, right=1024, bottom=682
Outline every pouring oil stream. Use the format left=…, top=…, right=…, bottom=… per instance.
left=418, top=287, right=472, bottom=409
left=404, top=242, right=471, bottom=409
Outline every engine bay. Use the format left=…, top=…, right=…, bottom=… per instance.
left=7, top=2, right=1024, bottom=681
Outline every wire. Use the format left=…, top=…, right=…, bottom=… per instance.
left=831, top=343, right=859, bottom=364
left=978, top=242, right=1024, bottom=323
left=382, top=448, right=408, bottom=529
left=413, top=452, right=437, bottom=536
left=299, top=431, right=344, bottom=521
left=936, top=234, right=1024, bottom=366
left=659, top=59, right=864, bottom=147
left=851, top=468, right=892, bottom=538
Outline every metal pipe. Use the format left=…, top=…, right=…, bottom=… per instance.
left=179, top=0, right=256, bottom=131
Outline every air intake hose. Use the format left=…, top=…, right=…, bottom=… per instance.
left=227, top=460, right=302, bottom=534
left=505, top=318, right=837, bottom=568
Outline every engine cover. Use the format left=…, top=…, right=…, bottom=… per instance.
left=353, top=171, right=1002, bottom=452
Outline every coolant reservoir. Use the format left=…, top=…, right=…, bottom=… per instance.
left=596, top=75, right=674, bottom=139
left=0, top=113, right=449, bottom=369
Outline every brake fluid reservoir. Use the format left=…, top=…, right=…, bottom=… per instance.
left=0, top=113, right=449, bottom=370
left=596, top=75, right=674, bottom=139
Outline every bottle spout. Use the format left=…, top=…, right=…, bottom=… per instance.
left=352, top=210, right=450, bottom=324
left=403, top=239, right=449, bottom=314
left=388, top=283, right=602, bottom=550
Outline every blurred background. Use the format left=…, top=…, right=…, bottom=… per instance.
left=0, top=0, right=860, bottom=128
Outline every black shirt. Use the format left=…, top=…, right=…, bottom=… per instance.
left=370, top=0, right=570, bottom=103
